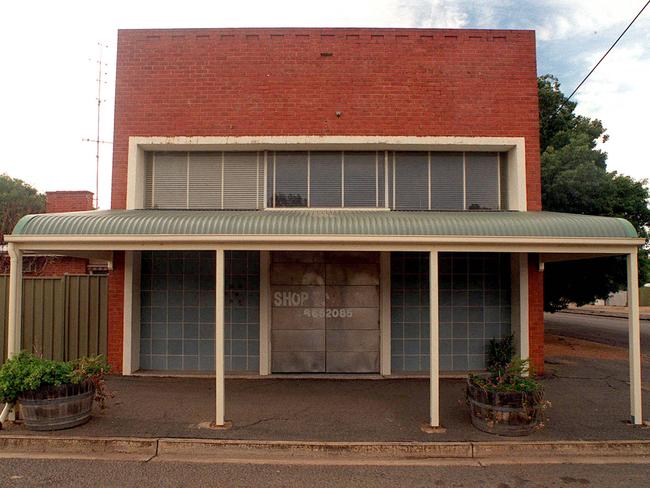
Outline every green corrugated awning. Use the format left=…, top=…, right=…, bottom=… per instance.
left=11, top=209, right=638, bottom=239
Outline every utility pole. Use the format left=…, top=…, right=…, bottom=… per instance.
left=83, top=42, right=112, bottom=209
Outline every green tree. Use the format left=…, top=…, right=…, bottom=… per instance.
left=0, top=174, right=45, bottom=244
left=539, top=75, right=650, bottom=311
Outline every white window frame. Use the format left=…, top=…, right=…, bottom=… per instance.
left=127, top=136, right=527, bottom=211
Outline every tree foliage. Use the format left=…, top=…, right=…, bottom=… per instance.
left=539, top=75, right=650, bottom=311
left=0, top=174, right=45, bottom=244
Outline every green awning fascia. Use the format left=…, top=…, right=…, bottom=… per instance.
left=10, top=209, right=639, bottom=240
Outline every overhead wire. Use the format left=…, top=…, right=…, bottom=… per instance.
left=556, top=0, right=650, bottom=112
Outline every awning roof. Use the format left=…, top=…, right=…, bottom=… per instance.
left=11, top=209, right=638, bottom=238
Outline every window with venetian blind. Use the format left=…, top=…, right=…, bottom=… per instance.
left=144, top=150, right=505, bottom=211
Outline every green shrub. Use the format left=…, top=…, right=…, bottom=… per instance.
left=470, top=358, right=543, bottom=394
left=470, top=335, right=543, bottom=395
left=0, top=352, right=110, bottom=404
left=486, top=333, right=515, bottom=375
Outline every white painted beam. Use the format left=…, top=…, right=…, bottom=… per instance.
left=9, top=236, right=642, bottom=256
left=627, top=251, right=643, bottom=425
left=380, top=252, right=391, bottom=376
left=518, top=254, right=529, bottom=364
left=122, top=251, right=141, bottom=375
left=7, top=244, right=23, bottom=357
left=259, top=251, right=271, bottom=376
left=215, top=249, right=226, bottom=426
left=429, top=250, right=440, bottom=427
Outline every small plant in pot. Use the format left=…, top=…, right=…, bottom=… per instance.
left=466, top=335, right=550, bottom=436
left=0, top=352, right=110, bottom=431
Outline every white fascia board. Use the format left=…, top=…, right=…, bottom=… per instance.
left=6, top=235, right=643, bottom=255
left=131, top=135, right=524, bottom=152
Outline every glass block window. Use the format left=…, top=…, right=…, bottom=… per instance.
left=391, top=252, right=511, bottom=373
left=390, top=252, right=431, bottom=372
left=139, top=251, right=260, bottom=372
left=225, top=251, right=260, bottom=372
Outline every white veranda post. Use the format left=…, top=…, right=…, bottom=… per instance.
left=215, top=249, right=226, bottom=427
left=429, top=250, right=440, bottom=428
left=7, top=244, right=23, bottom=357
left=627, top=250, right=643, bottom=425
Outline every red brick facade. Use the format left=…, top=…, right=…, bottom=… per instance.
left=109, top=28, right=543, bottom=373
left=111, top=28, right=541, bottom=210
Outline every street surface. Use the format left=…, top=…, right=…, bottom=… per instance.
left=1, top=457, right=650, bottom=487
left=545, top=312, right=650, bottom=354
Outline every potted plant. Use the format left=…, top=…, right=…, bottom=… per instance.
left=0, top=352, right=110, bottom=431
left=466, top=335, right=549, bottom=436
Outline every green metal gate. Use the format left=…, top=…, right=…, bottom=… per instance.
left=0, top=275, right=108, bottom=365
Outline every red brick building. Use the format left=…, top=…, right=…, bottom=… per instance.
left=6, top=28, right=644, bottom=428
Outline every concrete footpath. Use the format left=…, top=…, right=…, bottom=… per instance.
left=1, top=336, right=650, bottom=464
left=562, top=305, right=650, bottom=321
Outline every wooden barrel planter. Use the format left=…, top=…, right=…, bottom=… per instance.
left=18, top=379, right=95, bottom=431
left=466, top=378, right=544, bottom=436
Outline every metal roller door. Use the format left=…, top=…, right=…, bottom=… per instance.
left=271, top=252, right=380, bottom=373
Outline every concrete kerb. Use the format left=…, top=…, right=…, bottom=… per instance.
left=0, top=435, right=158, bottom=461
left=155, top=438, right=472, bottom=460
left=471, top=440, right=650, bottom=458
left=2, top=436, right=650, bottom=463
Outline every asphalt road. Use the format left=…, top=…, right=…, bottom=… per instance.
left=545, top=312, right=650, bottom=354
left=1, top=458, right=649, bottom=488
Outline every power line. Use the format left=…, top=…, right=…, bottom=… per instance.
left=557, top=0, right=650, bottom=112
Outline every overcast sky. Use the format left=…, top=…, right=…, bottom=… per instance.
left=1, top=0, right=648, bottom=209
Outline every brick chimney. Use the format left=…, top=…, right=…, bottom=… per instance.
left=46, top=191, right=94, bottom=213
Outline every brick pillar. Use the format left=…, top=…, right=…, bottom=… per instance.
left=528, top=253, right=544, bottom=374
left=107, top=251, right=125, bottom=373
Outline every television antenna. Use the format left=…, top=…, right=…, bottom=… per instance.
left=82, top=42, right=112, bottom=208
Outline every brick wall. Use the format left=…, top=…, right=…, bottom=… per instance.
left=35, top=258, right=88, bottom=276
left=107, top=252, right=125, bottom=373
left=46, top=191, right=94, bottom=213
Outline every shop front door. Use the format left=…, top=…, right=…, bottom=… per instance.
left=271, top=252, right=380, bottom=373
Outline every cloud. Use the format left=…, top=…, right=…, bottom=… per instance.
left=397, top=0, right=469, bottom=28
left=575, top=44, right=650, bottom=180
left=534, top=0, right=650, bottom=40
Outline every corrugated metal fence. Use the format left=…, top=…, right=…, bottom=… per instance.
left=0, top=275, right=108, bottom=365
